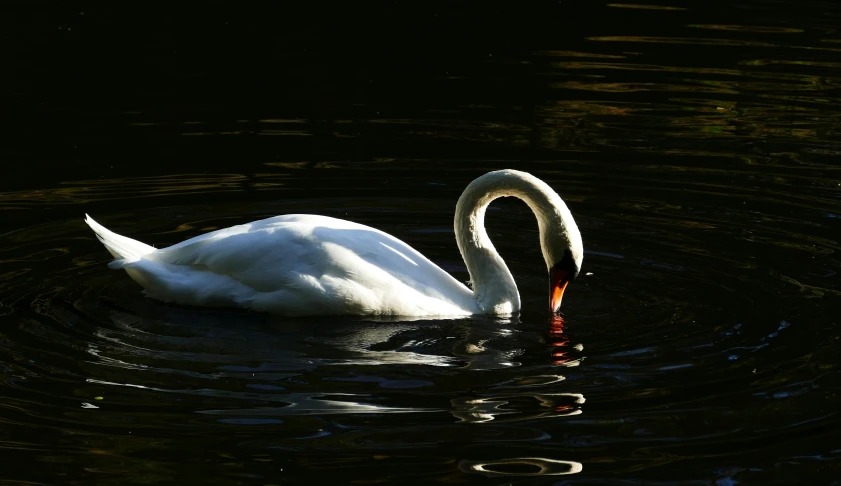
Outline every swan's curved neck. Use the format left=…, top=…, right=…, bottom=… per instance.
left=454, top=170, right=581, bottom=314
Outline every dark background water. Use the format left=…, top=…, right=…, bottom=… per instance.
left=2, top=0, right=840, bottom=484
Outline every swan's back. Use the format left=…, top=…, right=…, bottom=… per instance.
left=92, top=214, right=477, bottom=316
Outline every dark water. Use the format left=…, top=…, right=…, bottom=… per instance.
left=2, top=1, right=841, bottom=484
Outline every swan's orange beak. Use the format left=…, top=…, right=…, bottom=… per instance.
left=550, top=266, right=571, bottom=313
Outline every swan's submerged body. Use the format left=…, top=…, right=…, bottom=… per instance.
left=87, top=170, right=583, bottom=316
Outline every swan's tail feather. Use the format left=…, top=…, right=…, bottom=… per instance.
left=85, top=214, right=155, bottom=262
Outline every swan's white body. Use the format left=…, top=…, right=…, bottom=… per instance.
left=86, top=170, right=583, bottom=317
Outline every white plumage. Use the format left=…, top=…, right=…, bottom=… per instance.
left=86, top=170, right=583, bottom=317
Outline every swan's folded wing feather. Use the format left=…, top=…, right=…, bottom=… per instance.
left=151, top=224, right=321, bottom=292
left=146, top=214, right=474, bottom=313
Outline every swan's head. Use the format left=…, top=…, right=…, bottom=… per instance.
left=549, top=248, right=581, bottom=313
left=544, top=203, right=583, bottom=314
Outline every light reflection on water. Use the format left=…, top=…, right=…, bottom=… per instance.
left=460, top=456, right=583, bottom=476
left=2, top=1, right=841, bottom=484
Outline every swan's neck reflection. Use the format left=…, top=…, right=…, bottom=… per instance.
left=450, top=315, right=586, bottom=423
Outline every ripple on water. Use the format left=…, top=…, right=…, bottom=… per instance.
left=0, top=153, right=837, bottom=479
left=3, top=4, right=841, bottom=480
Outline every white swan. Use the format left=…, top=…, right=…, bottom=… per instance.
left=86, top=169, right=583, bottom=317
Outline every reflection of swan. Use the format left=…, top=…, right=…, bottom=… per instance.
left=85, top=170, right=583, bottom=317
left=460, top=457, right=582, bottom=476
left=549, top=316, right=584, bottom=366
left=451, top=393, right=585, bottom=423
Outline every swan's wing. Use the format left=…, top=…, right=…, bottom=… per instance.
left=152, top=214, right=470, bottom=296
left=132, top=214, right=474, bottom=315
left=151, top=216, right=327, bottom=291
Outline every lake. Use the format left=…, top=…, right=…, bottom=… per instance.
left=1, top=1, right=840, bottom=484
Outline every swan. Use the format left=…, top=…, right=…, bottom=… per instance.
left=85, top=169, right=583, bottom=317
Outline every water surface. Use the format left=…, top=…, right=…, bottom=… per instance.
left=2, top=1, right=840, bottom=484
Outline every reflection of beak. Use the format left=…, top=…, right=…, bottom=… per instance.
left=549, top=268, right=570, bottom=313
left=550, top=315, right=565, bottom=335
left=549, top=315, right=572, bottom=365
